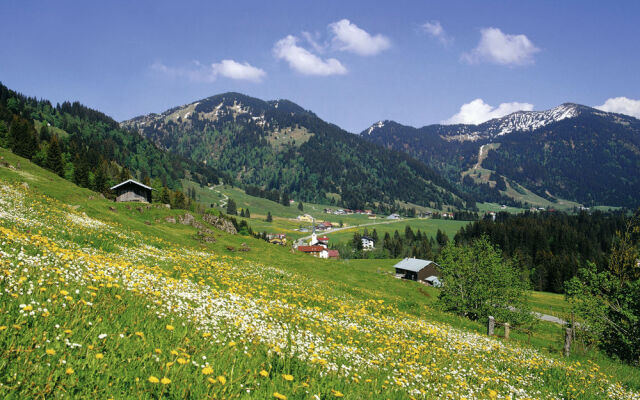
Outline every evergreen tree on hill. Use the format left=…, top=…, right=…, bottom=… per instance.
left=46, top=135, right=64, bottom=177
left=226, top=198, right=237, bottom=215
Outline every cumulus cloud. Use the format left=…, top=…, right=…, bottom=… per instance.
left=595, top=97, right=640, bottom=119
left=462, top=27, right=540, bottom=66
left=421, top=20, right=452, bottom=46
left=151, top=59, right=265, bottom=83
left=211, top=59, right=266, bottom=82
left=273, top=35, right=347, bottom=76
left=329, top=19, right=391, bottom=56
left=443, top=98, right=534, bottom=125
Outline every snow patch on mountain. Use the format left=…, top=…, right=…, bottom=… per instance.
left=365, top=120, right=386, bottom=135
left=442, top=104, right=581, bottom=142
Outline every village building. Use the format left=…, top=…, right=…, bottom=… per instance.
left=327, top=249, right=340, bottom=259
left=393, top=258, right=441, bottom=284
left=110, top=179, right=153, bottom=203
left=297, top=245, right=328, bottom=258
left=297, top=214, right=314, bottom=223
left=361, top=236, right=375, bottom=250
left=387, top=213, right=400, bottom=220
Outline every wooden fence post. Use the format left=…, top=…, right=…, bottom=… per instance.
left=487, top=316, right=495, bottom=336
left=564, top=327, right=572, bottom=357
left=504, top=323, right=510, bottom=340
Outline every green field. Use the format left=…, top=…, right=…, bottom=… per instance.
left=1, top=148, right=638, bottom=399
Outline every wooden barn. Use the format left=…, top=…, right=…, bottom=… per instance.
left=110, top=179, right=153, bottom=203
left=393, top=258, right=440, bottom=283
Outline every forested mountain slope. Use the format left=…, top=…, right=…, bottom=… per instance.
left=122, top=93, right=467, bottom=210
left=0, top=82, right=221, bottom=193
left=363, top=104, right=640, bottom=208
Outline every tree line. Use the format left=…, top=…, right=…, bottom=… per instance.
left=454, top=210, right=628, bottom=293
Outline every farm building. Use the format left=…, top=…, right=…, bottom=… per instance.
left=297, top=245, right=328, bottom=258
left=327, top=250, right=340, bottom=259
left=110, top=179, right=153, bottom=203
left=393, top=258, right=440, bottom=283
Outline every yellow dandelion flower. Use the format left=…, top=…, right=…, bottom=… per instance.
left=207, top=377, right=216, bottom=384
left=64, top=329, right=72, bottom=334
left=170, top=350, right=179, bottom=356
left=0, top=326, right=6, bottom=331
left=177, top=358, right=187, bottom=365
left=148, top=376, right=159, bottom=383
left=165, top=325, right=175, bottom=331
left=488, top=390, right=498, bottom=399
left=202, top=366, right=214, bottom=375
left=332, top=390, right=344, bottom=397
left=259, top=369, right=269, bottom=377
left=60, top=290, right=69, bottom=296
left=23, top=305, right=33, bottom=311
left=95, top=353, right=104, bottom=359
left=155, top=348, right=162, bottom=354
left=65, top=368, right=74, bottom=375
left=217, top=376, right=226, bottom=385
left=228, top=341, right=236, bottom=347
left=46, top=349, right=56, bottom=355
left=282, top=374, right=294, bottom=381
left=161, top=377, right=171, bottom=385
left=135, top=332, right=144, bottom=338
left=273, top=392, right=287, bottom=400
left=202, top=332, right=211, bottom=338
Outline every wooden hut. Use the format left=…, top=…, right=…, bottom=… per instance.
left=393, top=258, right=440, bottom=282
left=110, top=179, right=153, bottom=203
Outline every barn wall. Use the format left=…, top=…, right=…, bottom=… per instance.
left=116, top=191, right=148, bottom=203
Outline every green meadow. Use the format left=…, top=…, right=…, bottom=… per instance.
left=0, top=147, right=638, bottom=399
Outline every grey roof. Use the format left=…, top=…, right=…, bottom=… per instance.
left=109, top=179, right=154, bottom=191
left=393, top=258, right=436, bottom=272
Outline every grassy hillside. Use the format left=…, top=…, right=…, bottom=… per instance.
left=1, top=148, right=639, bottom=399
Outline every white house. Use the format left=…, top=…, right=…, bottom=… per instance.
left=361, top=236, right=375, bottom=250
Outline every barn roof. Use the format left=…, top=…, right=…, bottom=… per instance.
left=297, top=245, right=326, bottom=252
left=110, top=179, right=154, bottom=191
left=393, top=258, right=437, bottom=272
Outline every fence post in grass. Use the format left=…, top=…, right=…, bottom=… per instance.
left=487, top=316, right=495, bottom=336
left=564, top=327, right=572, bottom=357
left=504, top=323, right=510, bottom=340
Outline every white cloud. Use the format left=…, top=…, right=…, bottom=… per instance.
left=301, top=31, right=327, bottom=54
left=421, top=20, right=452, bottom=45
left=273, top=35, right=347, bottom=76
left=151, top=59, right=265, bottom=83
left=462, top=27, right=540, bottom=66
left=595, top=97, right=640, bottom=119
left=211, top=59, right=265, bottom=82
left=329, top=19, right=391, bottom=56
left=443, top=98, right=534, bottom=125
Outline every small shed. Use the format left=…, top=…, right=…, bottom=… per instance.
left=393, top=258, right=440, bottom=282
left=110, top=179, right=153, bottom=203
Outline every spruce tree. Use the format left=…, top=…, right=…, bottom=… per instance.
left=173, top=190, right=186, bottom=209
left=245, top=208, right=251, bottom=218
left=93, top=164, right=108, bottom=193
left=46, top=136, right=64, bottom=176
left=226, top=198, right=237, bottom=215
left=266, top=211, right=272, bottom=222
left=119, top=167, right=131, bottom=182
left=160, top=187, right=171, bottom=204
left=298, top=201, right=304, bottom=211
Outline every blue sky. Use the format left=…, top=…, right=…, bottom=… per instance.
left=1, top=0, right=639, bottom=132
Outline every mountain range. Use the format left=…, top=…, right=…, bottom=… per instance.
left=362, top=104, right=640, bottom=208
left=122, top=93, right=466, bottom=210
